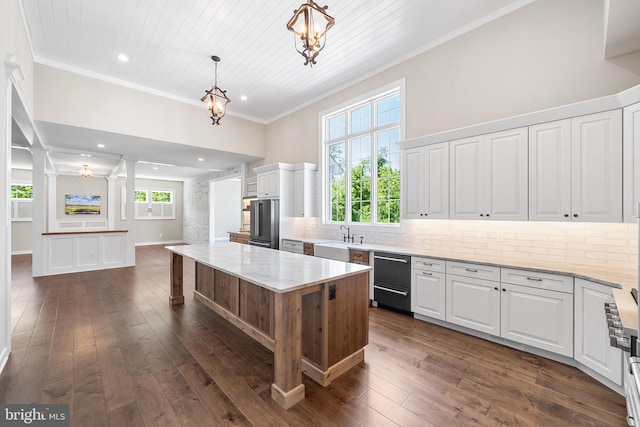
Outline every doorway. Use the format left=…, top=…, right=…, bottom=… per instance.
left=209, top=176, right=242, bottom=242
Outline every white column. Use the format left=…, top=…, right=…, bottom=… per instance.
left=0, top=60, right=12, bottom=373
left=107, top=175, right=116, bottom=230
left=46, top=172, right=57, bottom=231
left=124, top=160, right=136, bottom=266
left=31, top=148, right=46, bottom=276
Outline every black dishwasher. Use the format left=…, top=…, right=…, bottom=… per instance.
left=373, top=252, right=411, bottom=312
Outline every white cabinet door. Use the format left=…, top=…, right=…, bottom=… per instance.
left=450, top=129, right=527, bottom=220
left=257, top=170, right=280, bottom=198
left=500, top=283, right=573, bottom=357
left=529, top=120, right=572, bottom=221
left=450, top=136, right=485, bottom=219
left=293, top=168, right=315, bottom=217
left=446, top=274, right=500, bottom=336
left=486, top=128, right=528, bottom=220
left=574, top=278, right=622, bottom=386
left=571, top=110, right=622, bottom=222
left=403, top=143, right=449, bottom=219
left=411, top=270, right=446, bottom=320
left=424, top=142, right=449, bottom=219
left=624, top=102, right=640, bottom=223
left=293, top=170, right=304, bottom=216
left=403, top=146, right=426, bottom=219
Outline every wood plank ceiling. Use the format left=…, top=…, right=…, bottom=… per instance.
left=20, top=0, right=527, bottom=123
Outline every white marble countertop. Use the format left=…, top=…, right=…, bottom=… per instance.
left=166, top=242, right=370, bottom=293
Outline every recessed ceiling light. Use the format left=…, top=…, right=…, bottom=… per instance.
left=240, top=95, right=248, bottom=101
left=153, top=167, right=158, bottom=170
left=96, top=143, right=105, bottom=148
left=198, top=158, right=204, bottom=161
left=117, top=54, right=129, bottom=62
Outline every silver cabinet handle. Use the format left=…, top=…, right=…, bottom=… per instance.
left=465, top=268, right=478, bottom=272
left=374, top=255, right=408, bottom=263
left=422, top=272, right=432, bottom=276
left=526, top=277, right=543, bottom=281
left=373, top=285, right=408, bottom=296
left=422, top=262, right=433, bottom=266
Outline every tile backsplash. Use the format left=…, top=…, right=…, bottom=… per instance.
left=304, top=219, right=638, bottom=270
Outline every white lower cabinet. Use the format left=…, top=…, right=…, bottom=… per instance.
left=412, top=270, right=446, bottom=320
left=574, top=278, right=623, bottom=386
left=500, top=283, right=573, bottom=357
left=446, top=274, right=501, bottom=336
left=412, top=257, right=446, bottom=320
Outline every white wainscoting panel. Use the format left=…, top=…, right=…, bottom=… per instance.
left=44, top=232, right=129, bottom=275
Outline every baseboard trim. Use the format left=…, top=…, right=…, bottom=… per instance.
left=135, top=240, right=184, bottom=247
left=0, top=345, right=9, bottom=375
left=11, top=250, right=32, bottom=255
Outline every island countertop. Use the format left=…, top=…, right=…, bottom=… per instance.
left=165, top=242, right=371, bottom=293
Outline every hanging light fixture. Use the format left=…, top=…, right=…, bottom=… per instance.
left=287, top=0, right=335, bottom=66
left=201, top=55, right=231, bottom=125
left=80, top=164, right=92, bottom=177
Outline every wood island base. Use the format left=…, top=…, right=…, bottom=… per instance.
left=168, top=249, right=369, bottom=409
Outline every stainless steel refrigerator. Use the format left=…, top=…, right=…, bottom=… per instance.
left=249, top=199, right=279, bottom=249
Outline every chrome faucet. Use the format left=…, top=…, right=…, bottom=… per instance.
left=340, top=225, right=354, bottom=243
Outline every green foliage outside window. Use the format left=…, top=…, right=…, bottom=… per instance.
left=135, top=190, right=147, bottom=202
left=151, top=191, right=172, bottom=203
left=330, top=154, right=400, bottom=224
left=11, top=185, right=33, bottom=199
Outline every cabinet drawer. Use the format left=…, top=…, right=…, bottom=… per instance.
left=411, top=257, right=445, bottom=273
left=501, top=268, right=573, bottom=294
left=229, top=233, right=249, bottom=244
left=349, top=249, right=370, bottom=265
left=446, top=261, right=500, bottom=282
left=281, top=239, right=304, bottom=254
left=303, top=243, right=314, bottom=256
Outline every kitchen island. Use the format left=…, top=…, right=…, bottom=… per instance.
left=166, top=242, right=371, bottom=409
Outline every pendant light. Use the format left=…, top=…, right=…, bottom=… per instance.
left=201, top=55, right=231, bottom=125
left=80, top=164, right=92, bottom=177
left=287, top=0, right=335, bottom=66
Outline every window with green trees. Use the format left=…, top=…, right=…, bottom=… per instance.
left=324, top=88, right=401, bottom=225
left=11, top=184, right=33, bottom=199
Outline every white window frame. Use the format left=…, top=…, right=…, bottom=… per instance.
left=10, top=182, right=33, bottom=222
left=320, top=79, right=406, bottom=227
left=121, top=187, right=176, bottom=220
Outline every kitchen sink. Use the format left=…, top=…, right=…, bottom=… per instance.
left=313, top=241, right=352, bottom=262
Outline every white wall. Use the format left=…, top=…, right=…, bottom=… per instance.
left=115, top=177, right=184, bottom=245
left=33, top=64, right=266, bottom=158
left=253, top=0, right=640, bottom=171
left=210, top=178, right=241, bottom=241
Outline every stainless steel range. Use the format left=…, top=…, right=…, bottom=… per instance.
left=608, top=204, right=640, bottom=426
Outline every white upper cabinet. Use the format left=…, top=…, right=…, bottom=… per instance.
left=403, top=142, right=449, bottom=219
left=257, top=170, right=279, bottom=198
left=293, top=163, right=316, bottom=217
left=623, top=102, right=640, bottom=223
left=450, top=128, right=527, bottom=220
left=530, top=110, right=622, bottom=222
left=529, top=120, right=572, bottom=221
left=571, top=111, right=622, bottom=222
left=449, top=136, right=485, bottom=219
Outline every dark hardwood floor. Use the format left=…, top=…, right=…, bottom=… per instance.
left=1, top=245, right=628, bottom=426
